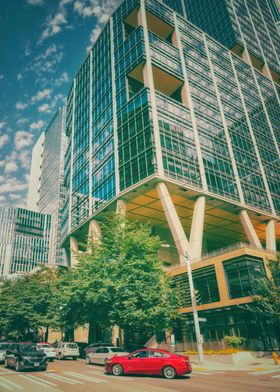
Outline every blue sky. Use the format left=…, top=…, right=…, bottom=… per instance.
left=0, top=0, right=121, bottom=208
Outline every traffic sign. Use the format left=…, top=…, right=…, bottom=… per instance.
left=198, top=317, right=207, bottom=322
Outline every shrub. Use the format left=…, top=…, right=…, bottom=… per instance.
left=224, top=335, right=245, bottom=348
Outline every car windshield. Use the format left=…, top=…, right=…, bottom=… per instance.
left=0, top=344, right=10, bottom=350
left=20, top=344, right=40, bottom=352
left=110, top=348, right=125, bottom=353
left=38, top=345, right=51, bottom=349
left=65, top=344, right=78, bottom=348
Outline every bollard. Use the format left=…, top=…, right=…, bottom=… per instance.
left=272, top=352, right=279, bottom=365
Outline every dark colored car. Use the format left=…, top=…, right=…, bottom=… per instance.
left=4, top=343, right=48, bottom=371
left=105, top=348, right=192, bottom=379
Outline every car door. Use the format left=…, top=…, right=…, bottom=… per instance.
left=126, top=350, right=150, bottom=374
left=8, top=344, right=18, bottom=367
left=147, top=350, right=165, bottom=375
left=91, top=347, right=102, bottom=364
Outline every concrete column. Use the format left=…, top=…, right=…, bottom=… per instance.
left=189, top=196, right=205, bottom=260
left=266, top=220, right=276, bottom=251
left=112, top=325, right=120, bottom=347
left=70, top=236, right=79, bottom=267
left=239, top=210, right=262, bottom=248
left=116, top=199, right=126, bottom=215
left=156, top=182, right=192, bottom=263
left=87, top=220, right=101, bottom=253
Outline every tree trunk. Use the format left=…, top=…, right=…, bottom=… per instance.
left=45, top=326, right=49, bottom=343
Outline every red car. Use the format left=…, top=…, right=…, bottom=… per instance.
left=105, top=348, right=192, bottom=379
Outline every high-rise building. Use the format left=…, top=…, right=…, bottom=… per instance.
left=267, top=0, right=280, bottom=32
left=0, top=206, right=51, bottom=279
left=27, top=132, right=45, bottom=212
left=61, top=0, right=279, bottom=349
left=28, top=108, right=67, bottom=266
left=184, top=0, right=280, bottom=84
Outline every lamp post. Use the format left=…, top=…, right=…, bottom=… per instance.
left=162, top=244, right=205, bottom=363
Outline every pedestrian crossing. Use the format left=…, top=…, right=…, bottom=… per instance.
left=248, top=369, right=280, bottom=379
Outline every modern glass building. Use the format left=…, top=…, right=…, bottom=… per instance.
left=268, top=0, right=280, bottom=32
left=0, top=206, right=51, bottom=278
left=60, top=0, right=279, bottom=348
left=37, top=108, right=67, bottom=266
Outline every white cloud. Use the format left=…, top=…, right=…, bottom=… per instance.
left=5, top=161, right=18, bottom=174
left=18, top=150, right=32, bottom=169
left=16, top=117, right=29, bottom=125
left=0, top=74, right=4, bottom=80
left=30, top=120, right=45, bottom=130
left=16, top=102, right=28, bottom=110
left=9, top=194, right=22, bottom=201
left=0, top=121, right=6, bottom=130
left=31, top=88, right=52, bottom=103
left=0, top=195, right=6, bottom=203
left=55, top=71, right=69, bottom=86
left=0, top=176, right=28, bottom=194
left=24, top=41, right=31, bottom=56
left=26, top=0, right=44, bottom=5
left=17, top=73, right=23, bottom=80
left=0, top=134, right=9, bottom=149
left=14, top=131, right=33, bottom=150
left=38, top=103, right=51, bottom=113
left=0, top=161, right=5, bottom=168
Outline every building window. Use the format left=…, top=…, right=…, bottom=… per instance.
left=223, top=256, right=265, bottom=299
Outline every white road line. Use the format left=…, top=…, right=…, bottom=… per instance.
left=19, top=375, right=51, bottom=388
left=64, top=371, right=107, bottom=383
left=0, top=377, right=24, bottom=390
left=87, top=371, right=134, bottom=381
left=22, top=374, right=57, bottom=387
left=0, top=379, right=14, bottom=391
left=192, top=371, right=213, bottom=375
left=45, top=373, right=83, bottom=385
left=249, top=370, right=280, bottom=375
left=0, top=369, right=13, bottom=373
left=271, top=374, right=280, bottom=379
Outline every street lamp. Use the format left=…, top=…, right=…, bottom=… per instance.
left=162, top=244, right=205, bottom=363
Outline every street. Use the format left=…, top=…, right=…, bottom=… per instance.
left=0, top=359, right=279, bottom=392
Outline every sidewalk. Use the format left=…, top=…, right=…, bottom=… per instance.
left=191, top=356, right=280, bottom=372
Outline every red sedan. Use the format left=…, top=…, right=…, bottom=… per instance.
left=105, top=348, right=192, bottom=379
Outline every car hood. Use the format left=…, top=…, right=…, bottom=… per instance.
left=21, top=351, right=46, bottom=357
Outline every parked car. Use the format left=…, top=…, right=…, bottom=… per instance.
left=4, top=343, right=48, bottom=372
left=36, top=343, right=56, bottom=361
left=55, top=342, right=79, bottom=360
left=75, top=342, right=88, bottom=359
left=86, top=346, right=129, bottom=365
left=105, top=348, right=192, bottom=379
left=84, top=342, right=113, bottom=356
left=0, top=343, right=12, bottom=363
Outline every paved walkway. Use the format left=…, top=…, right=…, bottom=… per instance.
left=191, top=357, right=280, bottom=372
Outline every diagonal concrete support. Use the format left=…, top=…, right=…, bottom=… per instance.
left=266, top=220, right=276, bottom=251
left=156, top=182, right=192, bottom=263
left=190, top=196, right=206, bottom=260
left=70, top=236, right=79, bottom=267
left=87, top=220, right=101, bottom=253
left=116, top=199, right=126, bottom=215
left=239, top=210, right=262, bottom=248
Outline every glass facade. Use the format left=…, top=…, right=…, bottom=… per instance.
left=223, top=255, right=265, bottom=298
left=62, top=0, right=279, bottom=242
left=38, top=108, right=67, bottom=266
left=0, top=206, right=51, bottom=277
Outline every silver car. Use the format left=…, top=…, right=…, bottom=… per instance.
left=0, top=343, right=11, bottom=363
left=85, top=346, right=128, bottom=365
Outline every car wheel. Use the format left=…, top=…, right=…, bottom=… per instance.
left=40, top=366, right=47, bottom=371
left=162, top=366, right=176, bottom=379
left=85, top=356, right=91, bottom=365
left=15, top=361, right=22, bottom=372
left=112, top=364, right=124, bottom=376
left=73, top=357, right=77, bottom=360
left=4, top=358, right=9, bottom=368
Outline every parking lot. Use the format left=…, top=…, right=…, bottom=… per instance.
left=0, top=359, right=280, bottom=392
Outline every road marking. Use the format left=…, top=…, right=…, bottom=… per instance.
left=271, top=374, right=280, bottom=379
left=64, top=371, right=107, bottom=383
left=87, top=371, right=134, bottom=381
left=45, top=373, right=83, bottom=385
left=192, top=371, right=213, bottom=375
left=249, top=369, right=280, bottom=375
left=0, top=377, right=23, bottom=390
left=19, top=375, right=52, bottom=388
left=22, top=374, right=57, bottom=387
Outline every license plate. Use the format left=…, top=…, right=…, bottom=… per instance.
left=34, top=363, right=40, bottom=367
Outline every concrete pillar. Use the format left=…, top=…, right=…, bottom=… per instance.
left=116, top=199, right=126, bottom=215
left=112, top=325, right=120, bottom=347
left=156, top=182, right=192, bottom=263
left=87, top=220, right=101, bottom=253
left=70, top=236, right=79, bottom=267
left=239, top=210, right=262, bottom=248
left=189, top=196, right=205, bottom=260
left=266, top=220, right=276, bottom=251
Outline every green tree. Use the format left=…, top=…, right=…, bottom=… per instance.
left=61, top=214, right=181, bottom=344
left=0, top=267, right=62, bottom=341
left=251, top=258, right=280, bottom=346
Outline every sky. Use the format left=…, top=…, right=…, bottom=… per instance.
left=0, top=0, right=121, bottom=209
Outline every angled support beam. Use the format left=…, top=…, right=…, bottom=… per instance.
left=116, top=199, right=126, bottom=215
left=239, top=210, right=262, bottom=249
left=266, top=220, right=276, bottom=251
left=190, top=196, right=206, bottom=260
left=156, top=182, right=192, bottom=263
left=87, top=220, right=101, bottom=253
left=70, top=236, right=79, bottom=267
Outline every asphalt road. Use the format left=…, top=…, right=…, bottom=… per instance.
left=0, top=359, right=279, bottom=392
